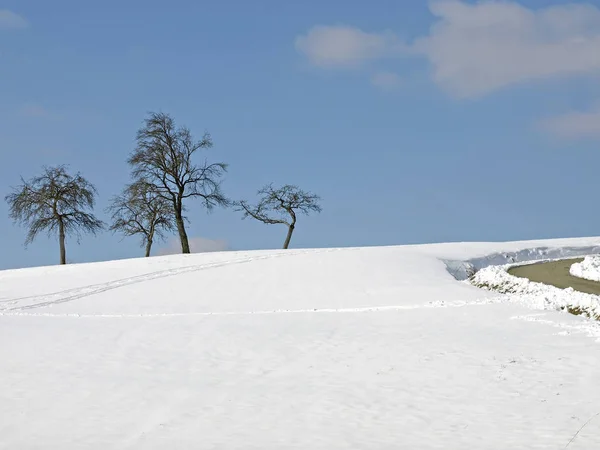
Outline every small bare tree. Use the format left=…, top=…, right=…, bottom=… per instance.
left=236, top=184, right=322, bottom=249
left=107, top=180, right=175, bottom=257
left=5, top=165, right=104, bottom=265
left=128, top=112, right=229, bottom=254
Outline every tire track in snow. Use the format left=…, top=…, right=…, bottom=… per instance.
left=0, top=296, right=510, bottom=318
left=2, top=248, right=342, bottom=312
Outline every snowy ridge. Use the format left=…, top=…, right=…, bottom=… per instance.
left=570, top=255, right=600, bottom=282
left=470, top=262, right=600, bottom=320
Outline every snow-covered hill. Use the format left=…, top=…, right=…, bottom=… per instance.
left=3, top=237, right=600, bottom=449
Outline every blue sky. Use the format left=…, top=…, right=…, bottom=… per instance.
left=1, top=0, right=600, bottom=269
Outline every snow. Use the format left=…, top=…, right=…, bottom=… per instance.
left=471, top=261, right=600, bottom=321
left=571, top=255, right=600, bottom=282
left=3, top=237, right=600, bottom=448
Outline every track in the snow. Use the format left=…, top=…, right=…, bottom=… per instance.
left=1, top=249, right=341, bottom=312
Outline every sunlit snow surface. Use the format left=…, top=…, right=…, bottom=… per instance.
left=571, top=255, right=600, bottom=282
left=3, top=238, right=600, bottom=449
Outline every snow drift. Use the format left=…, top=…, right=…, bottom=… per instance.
left=3, top=237, right=600, bottom=449
left=570, top=255, right=600, bottom=282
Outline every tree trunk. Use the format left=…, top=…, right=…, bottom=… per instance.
left=175, top=203, right=190, bottom=254
left=283, top=223, right=295, bottom=249
left=145, top=225, right=155, bottom=258
left=145, top=238, right=153, bottom=257
left=58, top=219, right=66, bottom=265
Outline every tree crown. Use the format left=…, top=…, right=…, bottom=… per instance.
left=127, top=112, right=229, bottom=210
left=5, top=165, right=104, bottom=245
left=237, top=183, right=322, bottom=226
left=107, top=180, right=174, bottom=246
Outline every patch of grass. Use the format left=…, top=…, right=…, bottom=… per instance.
left=469, top=278, right=520, bottom=294
left=561, top=305, right=600, bottom=321
left=566, top=305, right=585, bottom=316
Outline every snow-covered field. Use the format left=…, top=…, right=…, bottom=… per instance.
left=3, top=237, right=600, bottom=449
left=571, top=256, right=600, bottom=282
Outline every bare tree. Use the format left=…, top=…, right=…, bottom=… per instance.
left=236, top=184, right=322, bottom=249
left=128, top=112, right=229, bottom=254
left=5, top=165, right=104, bottom=265
left=107, top=180, right=175, bottom=257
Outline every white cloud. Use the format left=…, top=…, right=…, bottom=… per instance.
left=413, top=1, right=600, bottom=98
left=295, top=1, right=600, bottom=97
left=539, top=107, right=600, bottom=140
left=0, top=10, right=28, bottom=30
left=371, top=71, right=402, bottom=90
left=295, top=25, right=402, bottom=68
left=156, top=237, right=229, bottom=256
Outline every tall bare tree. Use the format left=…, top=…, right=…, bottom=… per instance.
left=107, top=180, right=175, bottom=257
left=5, top=165, right=104, bottom=265
left=236, top=184, right=322, bottom=249
left=128, top=112, right=229, bottom=254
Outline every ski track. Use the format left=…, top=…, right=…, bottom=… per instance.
left=0, top=248, right=344, bottom=312
left=0, top=296, right=513, bottom=318
left=4, top=294, right=599, bottom=342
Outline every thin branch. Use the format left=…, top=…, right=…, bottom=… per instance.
left=565, top=412, right=600, bottom=449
